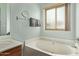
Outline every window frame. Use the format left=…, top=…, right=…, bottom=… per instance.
left=45, top=4, right=68, bottom=31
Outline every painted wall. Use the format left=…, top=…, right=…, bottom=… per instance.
left=0, top=4, right=7, bottom=35
left=10, top=3, right=76, bottom=42
left=40, top=3, right=76, bottom=40
left=76, top=4, right=79, bottom=39
left=0, top=3, right=77, bottom=42
left=10, top=3, right=40, bottom=41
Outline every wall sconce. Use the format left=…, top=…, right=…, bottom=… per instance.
left=16, top=10, right=29, bottom=20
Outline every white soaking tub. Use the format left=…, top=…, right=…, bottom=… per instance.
left=25, top=38, right=77, bottom=56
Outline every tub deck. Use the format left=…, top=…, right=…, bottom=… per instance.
left=25, top=38, right=77, bottom=56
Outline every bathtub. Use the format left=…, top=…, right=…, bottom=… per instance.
left=25, top=37, right=77, bottom=56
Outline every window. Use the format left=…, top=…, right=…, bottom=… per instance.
left=45, top=4, right=69, bottom=31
